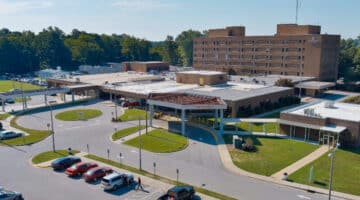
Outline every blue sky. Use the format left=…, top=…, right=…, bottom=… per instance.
left=0, top=0, right=358, bottom=41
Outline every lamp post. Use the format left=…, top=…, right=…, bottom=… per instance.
left=328, top=142, right=340, bottom=200
left=138, top=116, right=142, bottom=171
left=48, top=100, right=56, bottom=152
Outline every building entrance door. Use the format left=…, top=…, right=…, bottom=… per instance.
left=322, top=133, right=335, bottom=147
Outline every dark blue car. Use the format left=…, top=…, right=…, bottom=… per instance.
left=51, top=156, right=81, bottom=170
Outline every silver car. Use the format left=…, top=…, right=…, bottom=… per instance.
left=101, top=172, right=134, bottom=191
left=0, top=131, right=23, bottom=140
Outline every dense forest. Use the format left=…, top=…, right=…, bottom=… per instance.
left=0, top=26, right=359, bottom=82
left=0, top=27, right=203, bottom=74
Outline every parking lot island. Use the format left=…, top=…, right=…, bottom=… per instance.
left=55, top=109, right=103, bottom=121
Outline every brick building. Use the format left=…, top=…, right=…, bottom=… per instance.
left=122, top=61, right=169, bottom=72
left=280, top=101, right=360, bottom=147
left=193, top=24, right=340, bottom=81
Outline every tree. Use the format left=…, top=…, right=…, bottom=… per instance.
left=275, top=78, right=294, bottom=87
left=175, top=30, right=202, bottom=66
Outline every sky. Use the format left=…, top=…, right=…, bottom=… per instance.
left=0, top=0, right=359, bottom=41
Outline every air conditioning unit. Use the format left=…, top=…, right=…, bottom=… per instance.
left=324, top=101, right=335, bottom=108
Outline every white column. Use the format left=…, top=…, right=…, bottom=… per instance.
left=181, top=109, right=186, bottom=136
left=149, top=104, right=154, bottom=127
left=63, top=93, right=66, bottom=102
left=214, top=109, right=218, bottom=128
left=275, top=123, right=278, bottom=136
left=109, top=93, right=112, bottom=101
left=1, top=99, right=5, bottom=112
left=71, top=92, right=75, bottom=103
left=220, top=109, right=224, bottom=134
left=44, top=94, right=48, bottom=105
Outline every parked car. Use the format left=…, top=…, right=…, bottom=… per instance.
left=0, top=131, right=23, bottom=140
left=5, top=99, right=15, bottom=104
left=157, top=185, right=195, bottom=200
left=83, top=166, right=113, bottom=182
left=65, top=162, right=98, bottom=177
left=0, top=122, right=3, bottom=130
left=101, top=172, right=134, bottom=191
left=0, top=188, right=23, bottom=200
left=121, top=101, right=139, bottom=107
left=51, top=156, right=81, bottom=170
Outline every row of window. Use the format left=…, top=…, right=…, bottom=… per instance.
left=194, top=54, right=305, bottom=61
left=195, top=47, right=306, bottom=53
left=195, top=39, right=307, bottom=46
left=194, top=61, right=305, bottom=68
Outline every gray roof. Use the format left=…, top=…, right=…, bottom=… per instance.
left=178, top=84, right=292, bottom=102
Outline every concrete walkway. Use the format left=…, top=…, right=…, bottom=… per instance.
left=112, top=127, right=155, bottom=144
left=190, top=122, right=360, bottom=200
left=271, top=145, right=329, bottom=180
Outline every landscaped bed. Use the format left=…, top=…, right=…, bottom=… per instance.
left=342, top=95, right=360, bottom=104
left=223, top=135, right=319, bottom=176
left=55, top=109, right=102, bottom=121
left=118, top=108, right=147, bottom=121
left=32, top=149, right=80, bottom=164
left=112, top=125, right=146, bottom=140
left=289, top=147, right=360, bottom=196
left=0, top=116, right=52, bottom=146
left=124, top=129, right=188, bottom=153
left=0, top=113, right=11, bottom=120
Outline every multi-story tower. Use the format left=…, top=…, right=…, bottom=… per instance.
left=193, top=24, right=340, bottom=81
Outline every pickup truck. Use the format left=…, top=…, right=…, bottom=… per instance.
left=157, top=185, right=195, bottom=200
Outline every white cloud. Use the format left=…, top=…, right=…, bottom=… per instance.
left=112, top=0, right=174, bottom=11
left=0, top=0, right=53, bottom=14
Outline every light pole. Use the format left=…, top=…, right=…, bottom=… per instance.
left=48, top=100, right=56, bottom=152
left=138, top=116, right=142, bottom=171
left=328, top=141, right=340, bottom=200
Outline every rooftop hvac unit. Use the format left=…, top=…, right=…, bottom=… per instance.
left=75, top=77, right=80, bottom=83
left=324, top=101, right=335, bottom=108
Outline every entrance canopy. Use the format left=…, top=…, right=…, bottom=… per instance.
left=147, top=93, right=227, bottom=110
left=147, top=93, right=227, bottom=136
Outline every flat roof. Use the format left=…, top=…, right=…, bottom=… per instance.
left=229, top=75, right=315, bottom=86
left=284, top=101, right=360, bottom=122
left=181, top=82, right=291, bottom=101
left=177, top=70, right=225, bottom=75
left=295, top=81, right=335, bottom=90
left=111, top=80, right=291, bottom=102
left=150, top=93, right=225, bottom=106
left=52, top=72, right=161, bottom=85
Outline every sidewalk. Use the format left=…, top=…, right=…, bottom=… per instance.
left=31, top=152, right=218, bottom=200
left=271, top=145, right=329, bottom=180
left=112, top=126, right=155, bottom=144
left=191, top=122, right=360, bottom=200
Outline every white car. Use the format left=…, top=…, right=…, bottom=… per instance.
left=101, top=172, right=134, bottom=191
left=0, top=131, right=23, bottom=140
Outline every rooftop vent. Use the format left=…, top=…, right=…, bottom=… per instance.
left=324, top=101, right=335, bottom=108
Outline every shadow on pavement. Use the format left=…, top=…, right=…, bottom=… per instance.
left=105, top=183, right=136, bottom=196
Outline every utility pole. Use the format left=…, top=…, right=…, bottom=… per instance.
left=138, top=116, right=142, bottom=171
left=48, top=101, right=56, bottom=152
left=328, top=151, right=335, bottom=200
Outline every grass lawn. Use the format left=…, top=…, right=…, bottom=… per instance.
left=112, top=125, right=146, bottom=140
left=0, top=113, right=11, bottom=120
left=118, top=108, right=147, bottom=121
left=32, top=149, right=80, bottom=164
left=0, top=116, right=51, bottom=146
left=85, top=154, right=236, bottom=200
left=289, top=147, right=360, bottom=196
left=0, top=80, right=42, bottom=92
left=55, top=109, right=102, bottom=121
left=124, top=129, right=188, bottom=153
left=223, top=135, right=319, bottom=176
left=237, top=122, right=279, bottom=133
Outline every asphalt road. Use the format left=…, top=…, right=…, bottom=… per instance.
left=0, top=101, right=345, bottom=200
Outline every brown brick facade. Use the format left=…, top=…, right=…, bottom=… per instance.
left=176, top=72, right=227, bottom=85
left=122, top=61, right=169, bottom=72
left=193, top=24, right=340, bottom=81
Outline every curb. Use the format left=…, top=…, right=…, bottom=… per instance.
left=191, top=122, right=360, bottom=200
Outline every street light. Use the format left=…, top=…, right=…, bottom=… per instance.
left=328, top=142, right=340, bottom=200
left=48, top=100, right=56, bottom=152
left=138, top=116, right=142, bottom=171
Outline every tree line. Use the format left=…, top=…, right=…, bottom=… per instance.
left=339, top=37, right=360, bottom=82
left=0, top=27, right=203, bottom=74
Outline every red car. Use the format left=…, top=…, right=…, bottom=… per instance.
left=122, top=101, right=139, bottom=107
left=82, top=166, right=113, bottom=182
left=65, top=162, right=98, bottom=177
